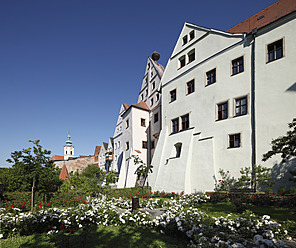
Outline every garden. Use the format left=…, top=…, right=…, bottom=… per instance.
left=1, top=188, right=296, bottom=247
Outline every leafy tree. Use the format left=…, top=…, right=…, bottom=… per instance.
left=127, top=155, right=153, bottom=189
left=215, top=169, right=237, bottom=191
left=237, top=164, right=274, bottom=191
left=262, top=118, right=296, bottom=162
left=6, top=140, right=61, bottom=211
left=105, top=170, right=116, bottom=185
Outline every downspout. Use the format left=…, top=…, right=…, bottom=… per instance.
left=251, top=28, right=257, bottom=191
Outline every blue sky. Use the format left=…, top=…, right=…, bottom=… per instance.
left=0, top=0, right=278, bottom=167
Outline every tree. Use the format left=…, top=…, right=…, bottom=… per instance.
left=262, top=118, right=296, bottom=162
left=6, top=140, right=61, bottom=211
left=127, top=155, right=153, bottom=189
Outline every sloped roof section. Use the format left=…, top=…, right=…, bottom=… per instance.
left=151, top=58, right=165, bottom=78
left=227, top=0, right=296, bottom=34
left=59, top=164, right=70, bottom=182
left=122, top=101, right=150, bottom=116
left=123, top=103, right=130, bottom=110
left=50, top=155, right=64, bottom=161
left=102, top=142, right=108, bottom=150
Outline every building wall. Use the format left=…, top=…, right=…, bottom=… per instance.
left=150, top=15, right=296, bottom=193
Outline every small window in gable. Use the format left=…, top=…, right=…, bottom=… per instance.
left=145, top=89, right=148, bottom=96
left=126, top=119, right=129, bottom=129
left=182, top=35, right=188, bottom=45
left=179, top=56, right=186, bottom=68
left=152, top=81, right=155, bottom=90
left=189, top=30, right=195, bottom=40
left=188, top=49, right=195, bottom=63
left=150, top=98, right=154, bottom=106
left=156, top=93, right=159, bottom=101
left=175, top=143, right=182, bottom=158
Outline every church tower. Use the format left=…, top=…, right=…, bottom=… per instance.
left=64, top=133, right=74, bottom=160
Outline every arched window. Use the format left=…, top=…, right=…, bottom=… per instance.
left=174, top=143, right=182, bottom=158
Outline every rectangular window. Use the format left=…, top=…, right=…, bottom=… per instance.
left=142, top=141, right=147, bottom=149
left=267, top=39, right=283, bottom=62
left=217, top=102, right=228, bottom=120
left=181, top=114, right=189, bottom=130
left=150, top=98, right=154, bottom=106
left=126, top=119, right=129, bottom=129
left=206, top=68, right=216, bottom=85
left=189, top=30, right=195, bottom=40
left=172, top=118, right=179, bottom=133
left=170, top=89, right=177, bottom=102
left=235, top=97, right=247, bottom=116
left=151, top=140, right=155, bottom=149
left=188, top=49, right=195, bottom=63
left=156, top=93, right=159, bottom=101
left=182, top=35, right=188, bottom=45
left=141, top=94, right=143, bottom=100
left=145, top=89, right=148, bottom=96
left=154, top=112, right=159, bottom=123
left=187, top=80, right=195, bottom=94
left=141, top=118, right=146, bottom=127
left=232, top=56, right=244, bottom=75
left=179, top=56, right=185, bottom=68
left=229, top=134, right=241, bottom=148
left=126, top=141, right=129, bottom=150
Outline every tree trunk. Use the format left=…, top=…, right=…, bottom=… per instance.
left=31, top=177, right=36, bottom=212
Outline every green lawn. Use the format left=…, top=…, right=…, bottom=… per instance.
left=197, top=202, right=296, bottom=222
left=0, top=225, right=188, bottom=248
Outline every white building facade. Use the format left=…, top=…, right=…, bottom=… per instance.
left=150, top=1, right=296, bottom=193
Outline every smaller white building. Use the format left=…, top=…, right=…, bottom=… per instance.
left=64, top=133, right=74, bottom=160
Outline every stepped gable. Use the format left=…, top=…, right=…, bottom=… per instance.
left=227, top=0, right=296, bottom=34
left=50, top=155, right=64, bottom=161
left=59, top=164, right=70, bottom=182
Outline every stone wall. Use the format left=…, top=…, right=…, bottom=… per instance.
left=54, top=156, right=95, bottom=173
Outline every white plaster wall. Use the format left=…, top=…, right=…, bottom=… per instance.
left=254, top=15, right=296, bottom=187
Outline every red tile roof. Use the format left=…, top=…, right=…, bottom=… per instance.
left=50, top=155, right=64, bottom=161
left=59, top=164, right=70, bottom=182
left=227, top=0, right=296, bottom=34
left=123, top=103, right=130, bottom=110
left=121, top=101, right=150, bottom=116
left=94, top=145, right=101, bottom=156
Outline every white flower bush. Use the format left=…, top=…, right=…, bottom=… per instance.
left=0, top=194, right=291, bottom=247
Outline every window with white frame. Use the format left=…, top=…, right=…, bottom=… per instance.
left=232, top=56, right=244, bottom=75
left=182, top=35, right=188, bottom=45
left=170, top=89, right=176, bottom=102
left=179, top=56, right=185, bottom=68
left=186, top=79, right=195, bottom=94
left=267, top=39, right=283, bottom=62
left=217, top=102, right=228, bottom=120
left=141, top=118, right=146, bottom=127
left=229, top=133, right=241, bottom=148
left=189, top=30, right=195, bottom=40
left=188, top=49, right=195, bottom=63
left=206, top=68, right=216, bottom=85
left=235, top=97, right=247, bottom=116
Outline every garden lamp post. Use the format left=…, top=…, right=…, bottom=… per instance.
left=0, top=183, right=4, bottom=209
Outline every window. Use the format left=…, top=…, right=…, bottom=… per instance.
left=151, top=71, right=153, bottom=77
left=152, top=81, right=155, bottom=90
left=115, top=143, right=117, bottom=149
left=70, top=151, right=72, bottom=155
left=181, top=114, right=189, bottom=130
left=229, top=134, right=241, bottom=148
left=217, top=102, right=228, bottom=120
left=145, top=89, right=148, bottom=96
left=156, top=93, right=159, bottom=101
left=118, top=141, right=120, bottom=148
left=206, top=68, right=216, bottom=85
left=126, top=119, right=129, bottom=128
left=147, top=63, right=150, bottom=69
left=189, top=30, right=195, bottom=40
left=182, top=35, right=188, bottom=45
left=170, top=89, right=176, bottom=102
left=151, top=140, right=155, bottom=149
left=235, top=97, right=247, bottom=116
left=126, top=142, right=129, bottom=150
left=141, top=118, right=146, bottom=127
left=142, top=141, right=147, bottom=149
left=188, top=49, right=195, bottom=63
left=172, top=118, right=179, bottom=133
left=141, top=94, right=143, bottom=100
left=232, top=56, right=244, bottom=75
left=150, top=98, right=154, bottom=106
left=175, top=143, right=182, bottom=158
left=154, top=112, right=159, bottom=123
left=179, top=56, right=185, bottom=68
left=267, top=39, right=283, bottom=62
left=187, top=80, right=195, bottom=94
